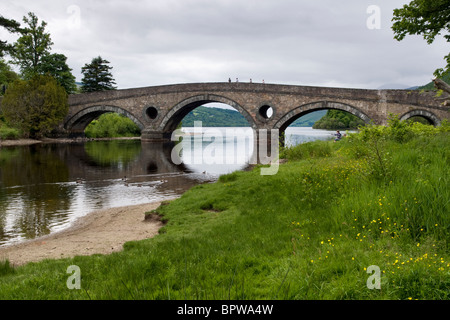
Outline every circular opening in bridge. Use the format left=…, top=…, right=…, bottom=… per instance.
left=146, top=106, right=158, bottom=120
left=259, top=105, right=273, bottom=120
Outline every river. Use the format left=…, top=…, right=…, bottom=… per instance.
left=0, top=126, right=336, bottom=246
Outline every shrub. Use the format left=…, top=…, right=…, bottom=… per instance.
left=85, top=113, right=141, bottom=138
left=1, top=75, right=68, bottom=138
left=0, top=125, right=20, bottom=140
left=386, top=114, right=414, bottom=143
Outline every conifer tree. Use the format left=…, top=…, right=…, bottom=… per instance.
left=81, top=56, right=117, bottom=92
left=0, top=15, right=21, bottom=57
left=39, top=53, right=77, bottom=94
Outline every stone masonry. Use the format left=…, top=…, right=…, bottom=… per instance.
left=1, top=82, right=447, bottom=140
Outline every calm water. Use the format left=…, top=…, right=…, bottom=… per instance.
left=284, top=126, right=338, bottom=146
left=0, top=127, right=333, bottom=246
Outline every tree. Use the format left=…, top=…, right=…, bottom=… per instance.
left=392, top=0, right=450, bottom=101
left=0, top=15, right=21, bottom=57
left=81, top=56, right=117, bottom=92
left=8, top=12, right=77, bottom=94
left=313, top=109, right=365, bottom=130
left=392, top=1, right=450, bottom=76
left=0, top=59, right=19, bottom=94
left=39, top=53, right=77, bottom=94
left=1, top=75, right=68, bottom=138
left=11, top=12, right=53, bottom=79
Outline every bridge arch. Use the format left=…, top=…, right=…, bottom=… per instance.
left=399, top=109, right=441, bottom=126
left=158, top=94, right=257, bottom=134
left=273, top=101, right=372, bottom=133
left=65, top=105, right=145, bottom=136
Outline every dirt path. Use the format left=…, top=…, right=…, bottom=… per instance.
left=0, top=201, right=170, bottom=266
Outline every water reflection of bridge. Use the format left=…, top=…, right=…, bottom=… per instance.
left=65, top=140, right=217, bottom=190
left=0, top=140, right=221, bottom=245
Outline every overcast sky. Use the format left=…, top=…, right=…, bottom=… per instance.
left=1, top=0, right=448, bottom=90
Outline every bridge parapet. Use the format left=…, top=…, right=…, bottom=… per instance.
left=68, top=82, right=442, bottom=108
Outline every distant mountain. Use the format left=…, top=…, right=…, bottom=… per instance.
left=377, top=75, right=450, bottom=90
left=182, top=106, right=250, bottom=127
left=377, top=83, right=413, bottom=90
left=289, top=110, right=327, bottom=127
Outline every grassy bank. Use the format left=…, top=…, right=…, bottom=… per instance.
left=0, top=120, right=449, bottom=299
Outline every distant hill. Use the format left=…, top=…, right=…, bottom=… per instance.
left=375, top=74, right=450, bottom=91
left=182, top=106, right=250, bottom=127
left=182, top=106, right=326, bottom=127
left=377, top=83, right=413, bottom=89
left=418, top=73, right=450, bottom=90
left=313, top=109, right=365, bottom=130
left=289, top=110, right=326, bottom=127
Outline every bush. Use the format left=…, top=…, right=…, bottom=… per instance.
left=354, top=114, right=447, bottom=144
left=0, top=125, right=20, bottom=140
left=343, top=116, right=449, bottom=184
left=1, top=75, right=68, bottom=138
left=85, top=113, right=141, bottom=138
left=386, top=114, right=414, bottom=143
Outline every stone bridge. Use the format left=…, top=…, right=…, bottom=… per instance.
left=65, top=82, right=448, bottom=141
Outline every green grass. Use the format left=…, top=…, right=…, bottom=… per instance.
left=0, top=121, right=449, bottom=300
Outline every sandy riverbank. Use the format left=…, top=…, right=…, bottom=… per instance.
left=0, top=200, right=172, bottom=266
left=0, top=136, right=141, bottom=147
left=0, top=138, right=42, bottom=147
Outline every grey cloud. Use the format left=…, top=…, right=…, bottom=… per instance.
left=3, top=0, right=447, bottom=89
